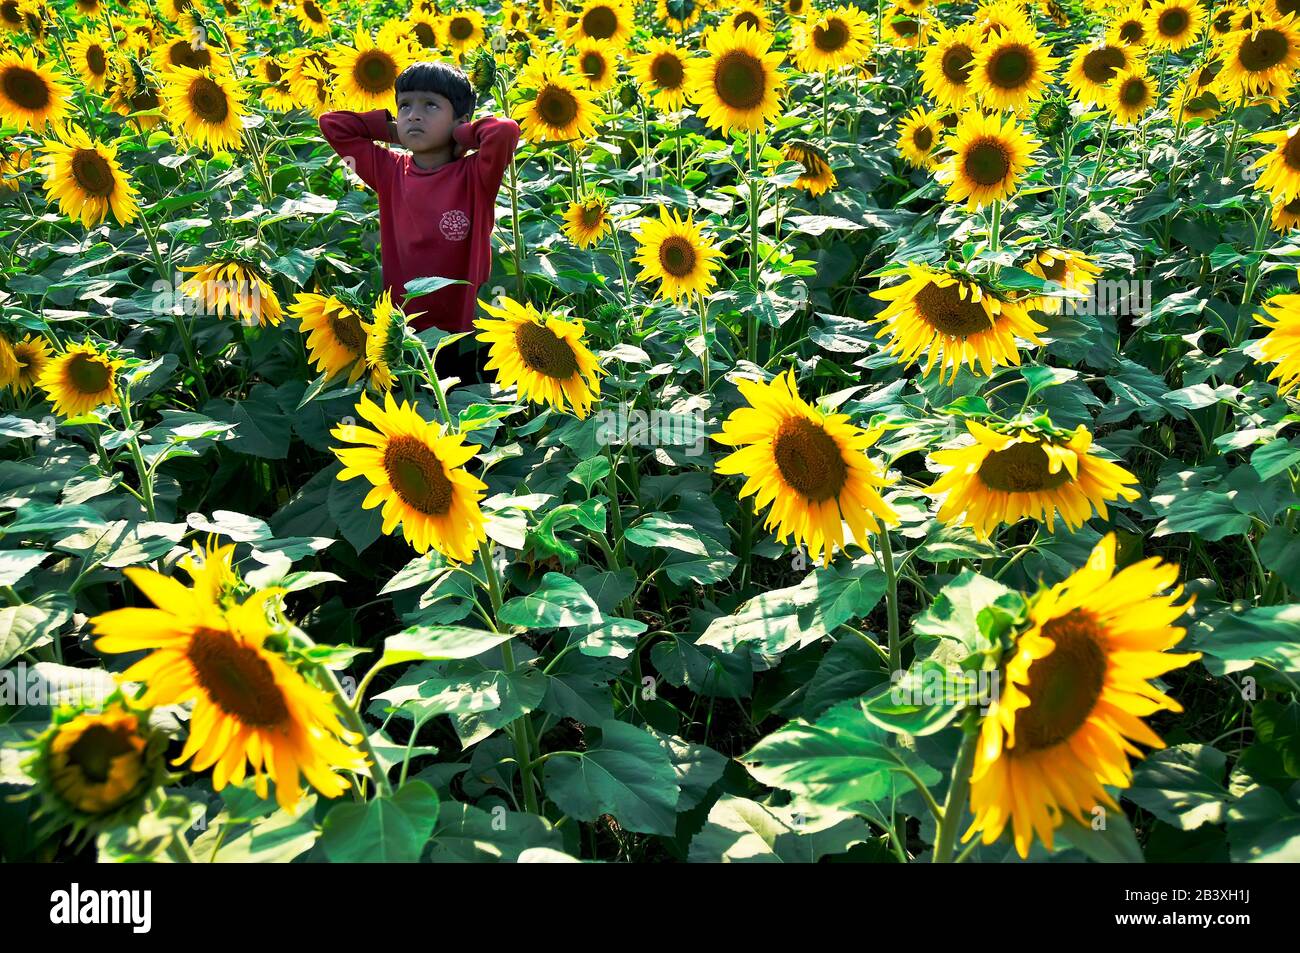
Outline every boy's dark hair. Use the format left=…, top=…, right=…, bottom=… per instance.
left=396, top=61, right=476, bottom=120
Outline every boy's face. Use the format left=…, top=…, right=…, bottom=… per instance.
left=395, top=90, right=466, bottom=153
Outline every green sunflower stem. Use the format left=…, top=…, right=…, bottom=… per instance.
left=414, top=337, right=452, bottom=426
left=118, top=383, right=158, bottom=522
left=149, top=794, right=196, bottom=864
left=1054, top=133, right=1073, bottom=244
left=932, top=712, right=980, bottom=863
left=137, top=208, right=209, bottom=403
left=747, top=129, right=762, bottom=364
left=497, top=76, right=525, bottom=301
left=697, top=294, right=711, bottom=391
left=879, top=529, right=901, bottom=674
left=1087, top=115, right=1112, bottom=189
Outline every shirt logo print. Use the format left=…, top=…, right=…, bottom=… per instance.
left=440, top=209, right=471, bottom=241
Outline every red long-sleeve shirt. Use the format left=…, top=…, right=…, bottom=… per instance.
left=318, top=109, right=521, bottom=333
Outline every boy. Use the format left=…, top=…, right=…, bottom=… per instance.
left=319, top=61, right=521, bottom=384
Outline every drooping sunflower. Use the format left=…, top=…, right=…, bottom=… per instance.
left=513, top=70, right=603, bottom=143
left=0, top=141, right=31, bottom=190
left=920, top=22, right=983, bottom=108
left=657, top=0, right=702, bottom=31
left=442, top=8, right=487, bottom=55
left=1146, top=0, right=1206, bottom=51
left=570, top=38, right=619, bottom=92
left=364, top=290, right=407, bottom=392
left=561, top=192, right=612, bottom=247
left=632, top=205, right=725, bottom=303
left=1021, top=247, right=1102, bottom=314
left=90, top=555, right=369, bottom=812
left=929, top=419, right=1142, bottom=540
left=936, top=110, right=1040, bottom=210
left=38, top=339, right=124, bottom=417
left=635, top=38, right=691, bottom=113
left=332, top=391, right=489, bottom=560
left=1218, top=15, right=1300, bottom=95
left=1105, top=66, right=1157, bottom=124
left=292, top=0, right=332, bottom=36
left=107, top=62, right=163, bottom=130
left=1271, top=193, right=1300, bottom=229
left=1250, top=124, right=1300, bottom=203
left=1107, top=12, right=1149, bottom=47
left=897, top=105, right=944, bottom=169
left=1065, top=41, right=1140, bottom=107
left=0, top=48, right=72, bottom=132
left=792, top=4, right=871, bottom=73
left=779, top=139, right=837, bottom=196
left=38, top=125, right=139, bottom=228
left=9, top=333, right=51, bottom=394
left=179, top=259, right=284, bottom=326
left=331, top=26, right=410, bottom=111
left=869, top=265, right=1047, bottom=383
left=290, top=292, right=368, bottom=384
left=1254, top=292, right=1300, bottom=393
left=713, top=369, right=899, bottom=566
left=161, top=66, right=247, bottom=153
left=475, top=296, right=604, bottom=417
left=970, top=21, right=1060, bottom=113
left=685, top=22, right=786, bottom=136
left=965, top=534, right=1200, bottom=858
left=882, top=6, right=928, bottom=49
left=1169, top=67, right=1222, bottom=123
left=567, top=0, right=633, bottom=48
left=68, top=30, right=112, bottom=91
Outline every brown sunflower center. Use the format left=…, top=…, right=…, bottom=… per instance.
left=580, top=202, right=604, bottom=227
left=977, top=440, right=1073, bottom=492
left=988, top=44, right=1033, bottom=89
left=1239, top=29, right=1290, bottom=72
left=264, top=61, right=283, bottom=82
left=1014, top=610, right=1108, bottom=752
left=651, top=53, right=685, bottom=89
left=86, top=45, right=107, bottom=76
left=447, top=16, right=472, bottom=40
left=912, top=124, right=933, bottom=151
left=582, top=5, right=618, bottom=39
left=1120, top=76, right=1149, bottom=107
left=355, top=50, right=396, bottom=93
left=789, top=0, right=804, bottom=11
left=1119, top=20, right=1144, bottom=43
left=1213, top=9, right=1233, bottom=31
left=186, top=628, right=290, bottom=727
left=2, top=65, right=50, bottom=112
left=714, top=49, right=765, bottom=110
left=130, top=87, right=159, bottom=112
left=66, top=352, right=111, bottom=394
left=734, top=11, right=761, bottom=31
left=1081, top=46, right=1125, bottom=84
left=512, top=321, right=578, bottom=379
left=171, top=39, right=212, bottom=70
left=188, top=76, right=230, bottom=123
left=536, top=84, right=578, bottom=127
left=581, top=51, right=606, bottom=80
left=415, top=22, right=437, bottom=46
left=657, top=234, right=698, bottom=278
left=772, top=415, right=847, bottom=502
left=941, top=43, right=974, bottom=84
left=1286, top=195, right=1300, bottom=213
left=64, top=721, right=137, bottom=784
left=0, top=0, right=20, bottom=25
left=1038, top=255, right=1068, bottom=282
left=963, top=137, right=1011, bottom=186
left=303, top=0, right=323, bottom=22
left=913, top=280, right=994, bottom=336
left=70, top=148, right=115, bottom=197
left=329, top=307, right=366, bottom=352
left=813, top=17, right=850, bottom=53
left=1157, top=7, right=1189, bottom=37
left=383, top=435, right=455, bottom=515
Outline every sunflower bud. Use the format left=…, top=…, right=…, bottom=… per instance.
left=467, top=47, right=497, bottom=97
left=1033, top=97, right=1070, bottom=138
left=616, top=80, right=639, bottom=110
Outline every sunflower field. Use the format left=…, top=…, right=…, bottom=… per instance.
left=2, top=0, right=1300, bottom=868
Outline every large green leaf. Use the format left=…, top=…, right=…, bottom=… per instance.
left=498, top=572, right=603, bottom=629
left=319, top=781, right=440, bottom=863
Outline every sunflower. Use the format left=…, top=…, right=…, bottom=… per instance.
left=0, top=0, right=23, bottom=31
left=1065, top=41, right=1140, bottom=107
left=780, top=139, right=837, bottom=195
left=567, top=0, right=633, bottom=48
left=38, top=339, right=123, bottom=417
left=1218, top=15, right=1300, bottom=95
left=1272, top=193, right=1300, bottom=229
left=178, top=259, right=284, bottom=326
left=937, top=110, right=1039, bottom=210
left=882, top=6, right=928, bottom=49
left=1249, top=124, right=1300, bottom=203
left=513, top=71, right=603, bottom=142
left=656, top=0, right=701, bottom=31
left=920, top=22, right=982, bottom=108
left=1021, top=247, right=1102, bottom=314
left=68, top=30, right=111, bottom=91
left=9, top=333, right=51, bottom=393
left=570, top=38, right=618, bottom=92
left=0, top=141, right=29, bottom=190
left=107, top=63, right=163, bottom=129
left=154, top=34, right=222, bottom=75
left=1107, top=12, right=1149, bottom=47
left=0, top=48, right=72, bottom=132
left=38, top=125, right=139, bottom=228
left=632, top=205, right=725, bottom=303
left=792, top=4, right=871, bottom=73
left=1254, top=292, right=1300, bottom=393
left=725, top=0, right=774, bottom=36
left=686, top=22, right=786, bottom=135
left=869, top=264, right=1047, bottom=383
left=974, top=0, right=1029, bottom=37
left=291, top=57, right=336, bottom=116
left=90, top=555, right=369, bottom=812
left=364, top=290, right=407, bottom=392
left=292, top=0, right=332, bottom=36
left=635, top=38, right=691, bottom=112
left=561, top=192, right=612, bottom=247
left=331, top=391, right=489, bottom=559
left=897, top=105, right=944, bottom=169
left=970, top=21, right=1060, bottom=113
left=1105, top=66, right=1157, bottom=123
left=1146, top=0, right=1205, bottom=51
left=929, top=419, right=1142, bottom=540
left=713, top=369, right=899, bottom=566
left=330, top=27, right=410, bottom=111
left=400, top=12, right=442, bottom=52
left=161, top=66, right=247, bottom=153
left=965, top=534, right=1200, bottom=858
left=290, top=292, right=368, bottom=384
left=258, top=60, right=299, bottom=112
left=783, top=0, right=808, bottom=16
left=475, top=296, right=604, bottom=417
left=0, top=335, right=18, bottom=388
left=442, top=8, right=487, bottom=55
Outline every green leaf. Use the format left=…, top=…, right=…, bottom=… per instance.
left=1056, top=809, right=1145, bottom=863
left=404, top=275, right=470, bottom=298
left=0, top=604, right=54, bottom=667
left=0, top=550, right=47, bottom=586
left=624, top=514, right=709, bottom=556
left=568, top=456, right=611, bottom=495
left=327, top=463, right=383, bottom=553
left=863, top=660, right=966, bottom=737
left=380, top=626, right=514, bottom=666
left=5, top=504, right=108, bottom=535
left=203, top=384, right=292, bottom=460
left=543, top=720, right=680, bottom=835
left=498, top=572, right=603, bottom=629
left=688, top=796, right=872, bottom=863
left=1227, top=786, right=1300, bottom=862
left=1126, top=744, right=1230, bottom=830
left=911, top=571, right=1015, bottom=654
left=1192, top=604, right=1300, bottom=677
left=427, top=802, right=563, bottom=862
left=319, top=781, right=440, bottom=863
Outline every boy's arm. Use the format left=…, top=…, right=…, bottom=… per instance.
left=318, top=109, right=400, bottom=189
left=453, top=116, right=522, bottom=193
